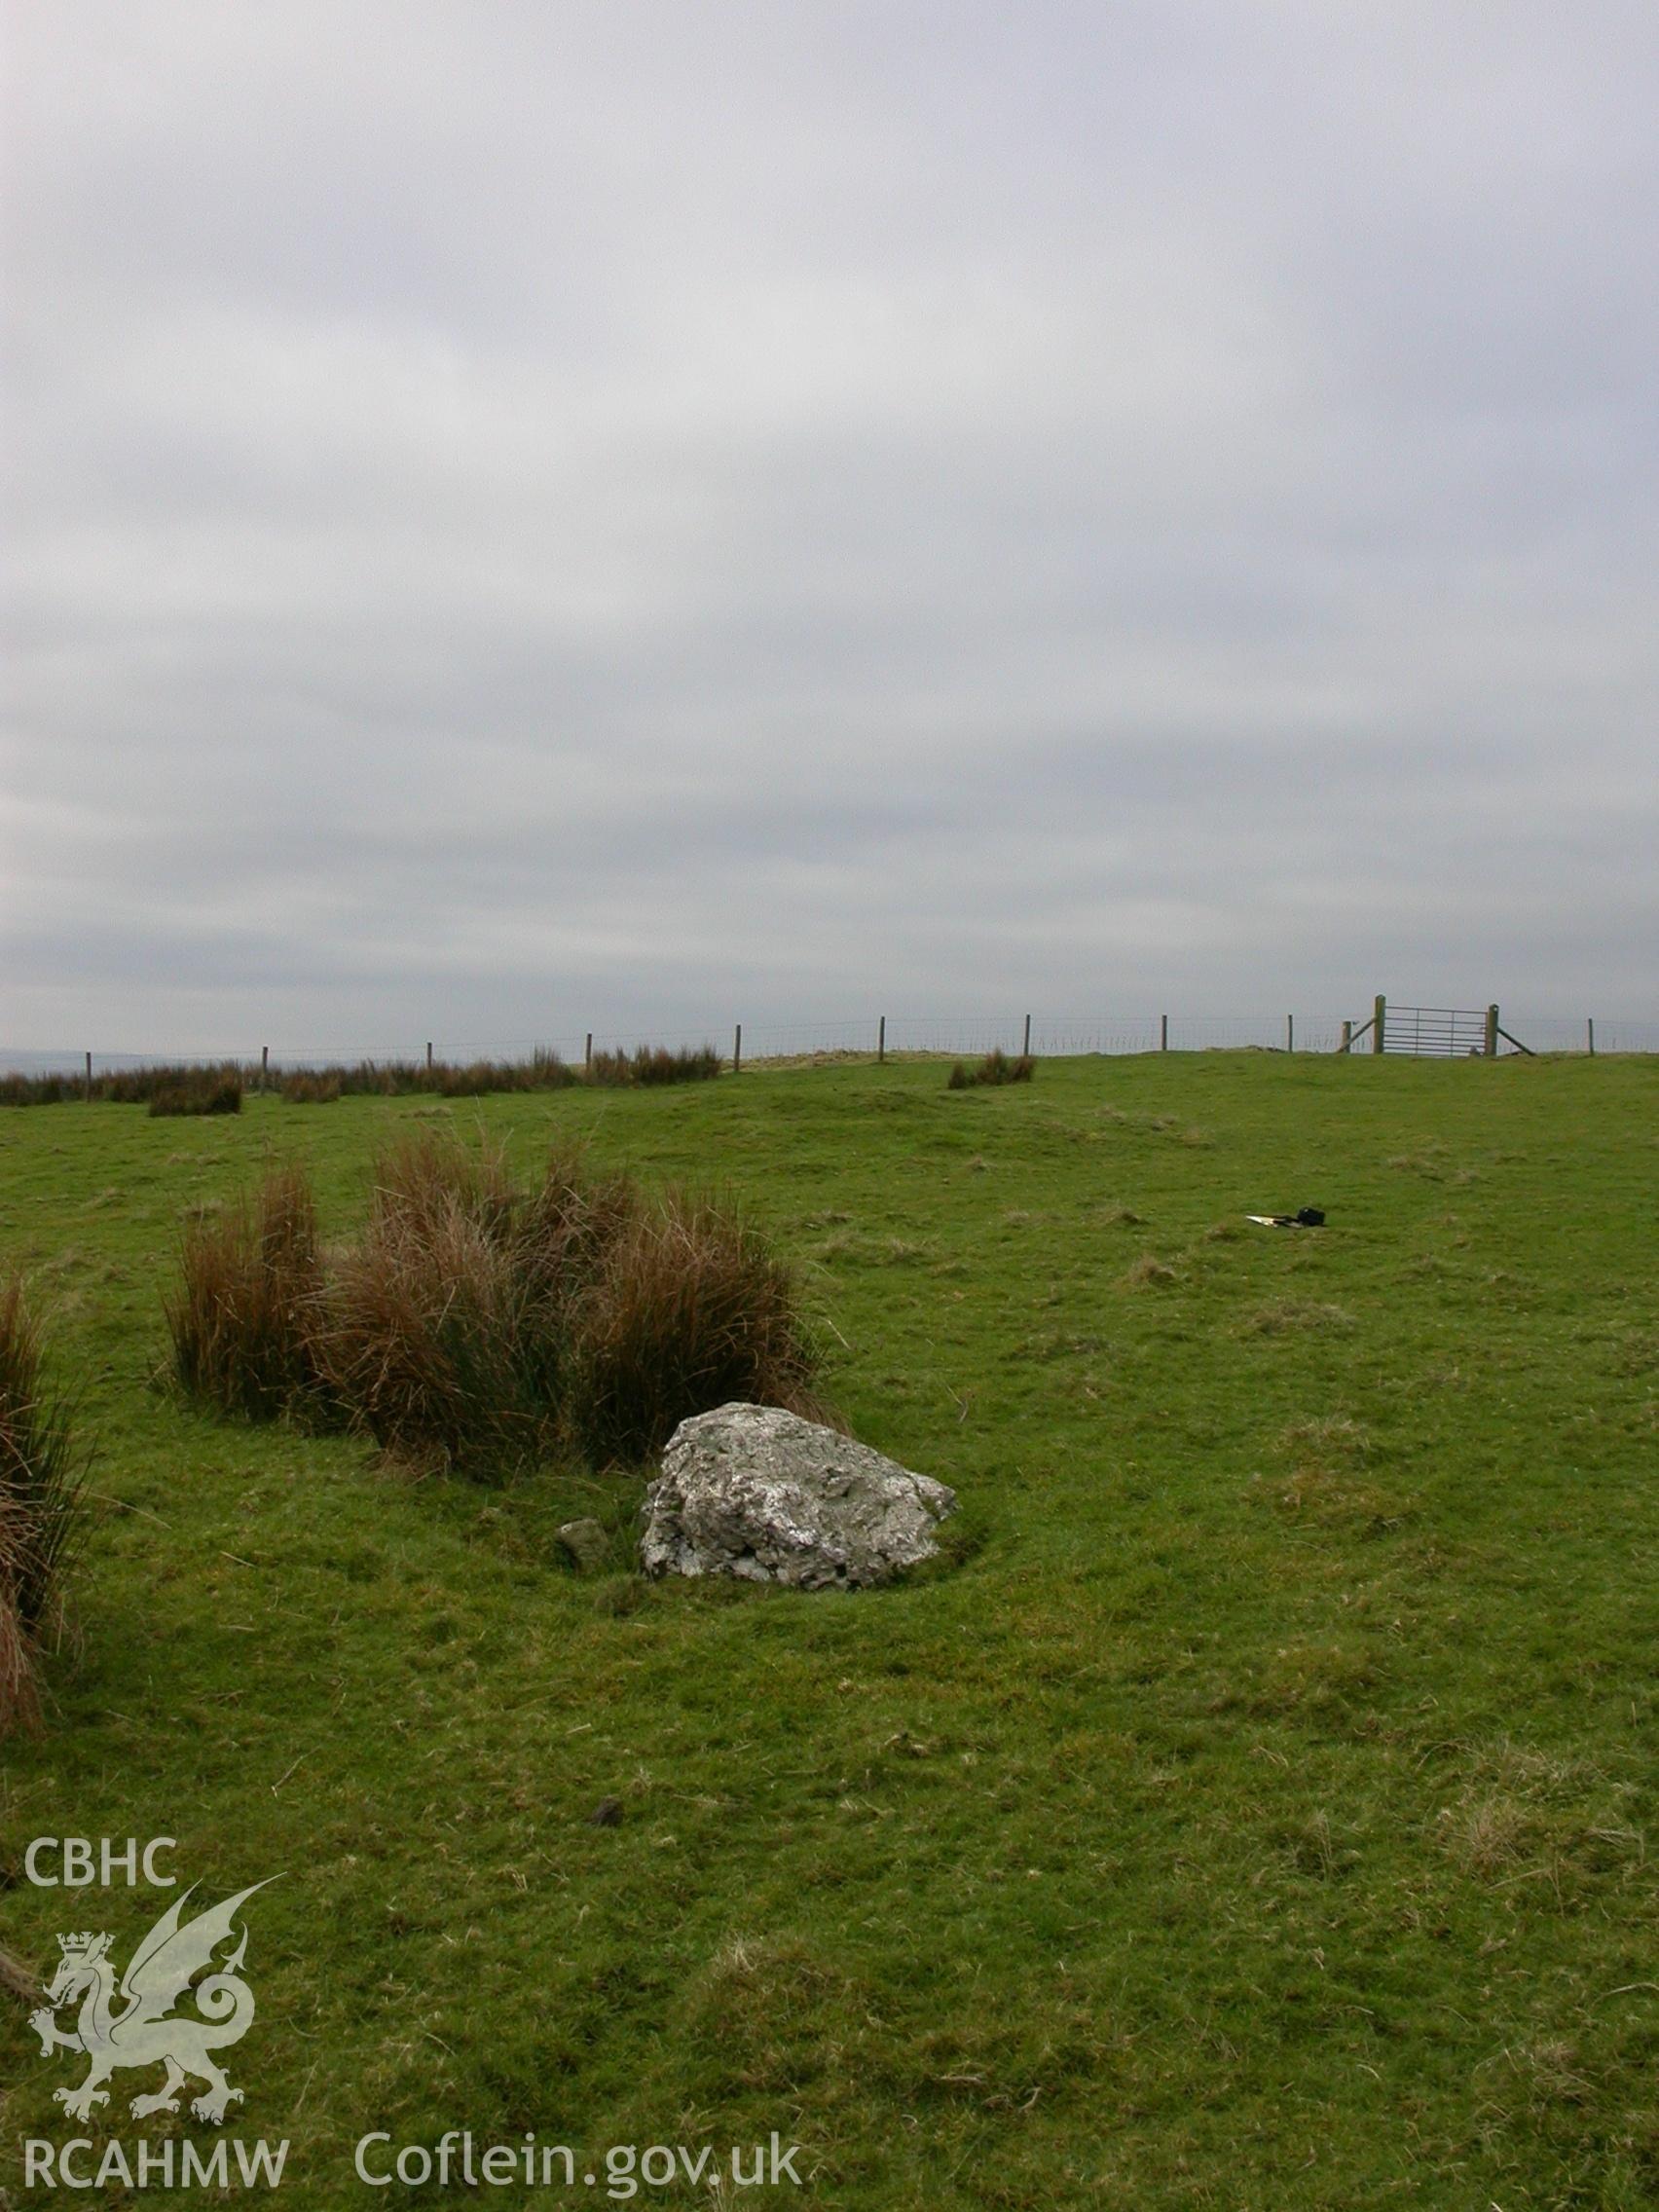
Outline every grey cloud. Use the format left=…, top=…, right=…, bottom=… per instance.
left=4, top=1, right=1656, bottom=1054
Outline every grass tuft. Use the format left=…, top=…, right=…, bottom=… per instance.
left=572, top=1187, right=826, bottom=1466
left=1124, top=1253, right=1179, bottom=1288
left=167, top=1140, right=825, bottom=1478
left=2, top=1044, right=723, bottom=1108
left=148, top=1071, right=242, bottom=1118
left=313, top=1134, right=557, bottom=1475
left=0, top=1276, right=91, bottom=1734
left=947, top=1049, right=1035, bottom=1090
left=281, top=1071, right=342, bottom=1104
left=163, top=1164, right=329, bottom=1419
left=1437, top=1790, right=1534, bottom=1877
left=587, top=1044, right=722, bottom=1088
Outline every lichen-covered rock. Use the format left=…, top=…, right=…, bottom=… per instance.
left=641, top=1403, right=956, bottom=1589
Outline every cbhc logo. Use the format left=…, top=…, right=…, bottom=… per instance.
left=23, top=1837, right=178, bottom=1887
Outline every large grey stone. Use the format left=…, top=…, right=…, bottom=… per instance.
left=641, top=1403, right=956, bottom=1590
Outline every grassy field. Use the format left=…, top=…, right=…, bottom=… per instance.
left=2, top=1052, right=1656, bottom=2209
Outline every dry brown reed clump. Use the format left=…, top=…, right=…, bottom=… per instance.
left=947, top=1049, right=1035, bottom=1090
left=167, top=1137, right=826, bottom=1479
left=587, top=1044, right=722, bottom=1088
left=3, top=1043, right=723, bottom=1109
left=281, top=1071, right=342, bottom=1104
left=148, top=1071, right=242, bottom=1117
left=571, top=1188, right=827, bottom=1466
left=313, top=1135, right=552, bottom=1473
left=0, top=1275, right=91, bottom=1736
left=162, top=1163, right=328, bottom=1419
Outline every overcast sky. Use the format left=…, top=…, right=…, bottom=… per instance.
left=3, top=1, right=1655, bottom=1056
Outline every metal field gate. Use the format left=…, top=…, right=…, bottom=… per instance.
left=1382, top=1005, right=1491, bottom=1055
left=1342, top=999, right=1531, bottom=1056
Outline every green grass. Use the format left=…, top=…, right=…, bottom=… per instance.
left=2, top=1053, right=1656, bottom=2207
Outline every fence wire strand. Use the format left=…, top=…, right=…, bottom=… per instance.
left=5, top=1010, right=1655, bottom=1079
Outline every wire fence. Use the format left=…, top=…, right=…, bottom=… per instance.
left=3, top=1008, right=1655, bottom=1081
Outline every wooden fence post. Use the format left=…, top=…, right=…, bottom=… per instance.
left=1340, top=1019, right=1351, bottom=1054
left=733, top=1023, right=742, bottom=1075
left=426, top=1041, right=433, bottom=1071
left=1287, top=1014, right=1294, bottom=1054
left=1484, top=1004, right=1499, bottom=1058
left=1161, top=1014, right=1168, bottom=1051
left=85, top=1051, right=92, bottom=1102
left=1022, top=1013, right=1031, bottom=1057
left=584, top=1032, right=593, bottom=1071
left=261, top=1045, right=269, bottom=1091
left=1373, top=996, right=1386, bottom=1055
left=877, top=1015, right=885, bottom=1064
left=1587, top=1017, right=1595, bottom=1056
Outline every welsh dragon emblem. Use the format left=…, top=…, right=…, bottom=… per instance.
left=30, top=1882, right=273, bottom=2124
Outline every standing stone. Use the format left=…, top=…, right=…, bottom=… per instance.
left=641, top=1403, right=957, bottom=1589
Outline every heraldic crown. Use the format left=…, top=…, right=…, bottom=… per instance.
left=56, top=1933, right=112, bottom=1961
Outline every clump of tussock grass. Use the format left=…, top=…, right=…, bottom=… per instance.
left=0, top=1060, right=249, bottom=1109
left=0, top=1072, right=71, bottom=1106
left=167, top=1139, right=826, bottom=1479
left=429, top=1052, right=581, bottom=1099
left=1461, top=1734, right=1608, bottom=1800
left=317, top=1156, right=552, bottom=1475
left=2, top=1044, right=722, bottom=1109
left=311, top=1135, right=641, bottom=1474
left=0, top=1276, right=92, bottom=1736
left=587, top=1044, right=722, bottom=1088
left=1436, top=1790, right=1535, bottom=1877
left=1124, top=1253, right=1179, bottom=1288
left=571, top=1188, right=828, bottom=1467
left=947, top=1049, right=1035, bottom=1090
left=1427, top=1738, right=1641, bottom=1904
left=106, top=1063, right=234, bottom=1105
left=148, top=1071, right=242, bottom=1118
left=281, top=1070, right=342, bottom=1104
left=163, top=1163, right=329, bottom=1420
